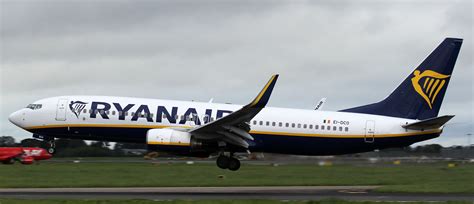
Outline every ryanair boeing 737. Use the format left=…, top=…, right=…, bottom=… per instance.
left=9, top=38, right=463, bottom=170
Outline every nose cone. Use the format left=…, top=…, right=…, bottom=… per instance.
left=8, top=110, right=24, bottom=127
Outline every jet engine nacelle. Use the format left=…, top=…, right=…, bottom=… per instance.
left=146, top=128, right=191, bottom=146
left=146, top=128, right=217, bottom=156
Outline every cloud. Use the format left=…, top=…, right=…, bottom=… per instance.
left=1, top=0, right=472, bottom=146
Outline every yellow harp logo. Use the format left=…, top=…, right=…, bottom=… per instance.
left=411, top=70, right=450, bottom=109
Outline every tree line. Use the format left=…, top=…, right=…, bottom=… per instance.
left=0, top=136, right=147, bottom=157
left=0, top=135, right=468, bottom=157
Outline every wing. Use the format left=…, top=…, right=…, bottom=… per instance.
left=190, top=74, right=279, bottom=149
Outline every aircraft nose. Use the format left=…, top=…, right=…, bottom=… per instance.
left=8, top=110, right=24, bottom=127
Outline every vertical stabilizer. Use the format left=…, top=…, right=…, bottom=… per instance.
left=341, top=38, right=463, bottom=120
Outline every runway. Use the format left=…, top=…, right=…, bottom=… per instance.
left=1, top=186, right=473, bottom=201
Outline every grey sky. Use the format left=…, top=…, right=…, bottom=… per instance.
left=1, top=0, right=472, bottom=146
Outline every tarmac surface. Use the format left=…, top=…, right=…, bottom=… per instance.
left=1, top=186, right=473, bottom=201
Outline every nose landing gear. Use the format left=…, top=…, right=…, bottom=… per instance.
left=47, top=140, right=56, bottom=154
left=32, top=134, right=56, bottom=154
left=216, top=154, right=241, bottom=171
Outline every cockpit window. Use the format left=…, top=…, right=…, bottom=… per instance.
left=26, top=104, right=42, bottom=110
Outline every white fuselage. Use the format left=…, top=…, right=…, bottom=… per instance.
left=9, top=95, right=441, bottom=155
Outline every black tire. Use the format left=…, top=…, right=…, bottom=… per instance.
left=228, top=158, right=241, bottom=171
left=216, top=155, right=230, bottom=169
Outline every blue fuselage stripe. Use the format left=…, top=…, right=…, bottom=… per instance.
left=30, top=127, right=439, bottom=156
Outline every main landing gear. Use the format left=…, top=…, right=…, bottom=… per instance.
left=216, top=154, right=241, bottom=171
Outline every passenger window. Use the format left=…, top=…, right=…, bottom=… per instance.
left=83, top=109, right=87, bottom=113
left=303, top=124, right=307, bottom=129
left=253, top=120, right=257, bottom=125
left=321, top=125, right=325, bottom=130
left=131, top=112, right=135, bottom=116
left=272, top=122, right=276, bottom=126
left=292, top=123, right=295, bottom=128
left=125, top=112, right=128, bottom=116
left=345, top=127, right=349, bottom=132
left=163, top=115, right=167, bottom=119
left=309, top=125, right=313, bottom=129
left=315, top=125, right=319, bottom=129
left=112, top=111, right=116, bottom=115
left=211, top=117, right=215, bottom=121
left=266, top=121, right=270, bottom=126
left=259, top=121, right=263, bottom=125
left=89, top=109, right=93, bottom=114
left=333, top=126, right=337, bottom=131
left=279, top=122, right=282, bottom=127
left=339, top=127, right=343, bottom=131
left=285, top=123, right=289, bottom=127
left=118, top=111, right=122, bottom=116
left=297, top=124, right=301, bottom=128
left=327, top=126, right=331, bottom=130
left=105, top=110, right=110, bottom=115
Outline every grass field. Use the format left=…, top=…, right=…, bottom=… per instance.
left=0, top=162, right=473, bottom=193
left=0, top=199, right=471, bottom=204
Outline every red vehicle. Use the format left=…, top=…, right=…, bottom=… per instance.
left=0, top=147, right=52, bottom=164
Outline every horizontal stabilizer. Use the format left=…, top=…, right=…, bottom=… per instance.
left=402, top=115, right=455, bottom=130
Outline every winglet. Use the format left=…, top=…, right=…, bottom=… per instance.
left=247, top=74, right=279, bottom=108
left=315, top=97, right=327, bottom=110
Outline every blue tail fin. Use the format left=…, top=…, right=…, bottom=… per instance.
left=341, top=38, right=463, bottom=120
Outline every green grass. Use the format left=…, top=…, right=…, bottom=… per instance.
left=0, top=199, right=470, bottom=204
left=0, top=162, right=473, bottom=193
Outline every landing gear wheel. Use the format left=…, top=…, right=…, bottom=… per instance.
left=228, top=158, right=241, bottom=171
left=47, top=139, right=56, bottom=154
left=47, top=147, right=56, bottom=154
left=216, top=155, right=230, bottom=169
